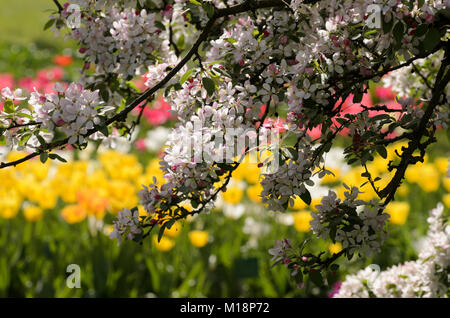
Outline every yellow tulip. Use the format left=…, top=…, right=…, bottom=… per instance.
left=416, top=164, right=439, bottom=192
left=23, top=205, right=44, bottom=222
left=329, top=242, right=343, bottom=255
left=385, top=202, right=410, bottom=225
left=0, top=190, right=21, bottom=219
left=293, top=211, right=312, bottom=232
left=404, top=165, right=420, bottom=184
left=61, top=205, right=87, bottom=224
left=188, top=230, right=209, bottom=248
left=291, top=196, right=307, bottom=210
left=164, top=222, right=182, bottom=238
left=443, top=178, right=450, bottom=192
left=443, top=194, right=450, bottom=208
left=247, top=184, right=262, bottom=203
left=153, top=235, right=175, bottom=252
left=386, top=142, right=408, bottom=161
left=244, top=163, right=261, bottom=185
left=232, top=164, right=246, bottom=181
left=434, top=157, right=449, bottom=175
left=222, top=186, right=243, bottom=205
left=77, top=189, right=109, bottom=220
left=372, top=157, right=389, bottom=174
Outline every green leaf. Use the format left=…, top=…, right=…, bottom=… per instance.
left=35, top=134, right=46, bottom=146
left=270, top=259, right=283, bottom=270
left=284, top=147, right=298, bottom=161
left=392, top=22, right=404, bottom=45
left=436, top=8, right=450, bottom=20
left=361, top=172, right=370, bottom=178
left=43, top=19, right=55, bottom=31
left=299, top=189, right=312, bottom=206
left=202, top=2, right=215, bottom=18
left=157, top=223, right=167, bottom=243
left=4, top=100, right=14, bottom=114
left=224, top=37, right=237, bottom=44
left=414, top=24, right=428, bottom=37
left=154, top=21, right=166, bottom=32
left=48, top=153, right=67, bottom=162
left=180, top=69, right=196, bottom=85
left=40, top=152, right=48, bottom=164
left=335, top=117, right=347, bottom=125
left=375, top=145, right=387, bottom=159
left=16, top=112, right=33, bottom=120
left=100, top=87, right=109, bottom=102
left=330, top=264, right=339, bottom=271
left=96, top=125, right=109, bottom=137
left=353, top=91, right=363, bottom=103
left=382, top=18, right=393, bottom=34
left=165, top=219, right=175, bottom=230
left=423, top=28, right=441, bottom=51
left=189, top=0, right=201, bottom=5
left=309, top=270, right=323, bottom=286
left=202, top=77, right=216, bottom=97
left=19, top=133, right=32, bottom=146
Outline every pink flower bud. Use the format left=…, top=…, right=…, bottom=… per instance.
left=55, top=118, right=65, bottom=126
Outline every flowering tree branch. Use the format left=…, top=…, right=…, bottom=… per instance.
left=1, top=0, right=449, bottom=290
left=0, top=0, right=290, bottom=169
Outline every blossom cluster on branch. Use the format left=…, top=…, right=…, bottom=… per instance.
left=334, top=203, right=449, bottom=298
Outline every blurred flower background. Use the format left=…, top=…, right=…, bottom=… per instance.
left=0, top=0, right=448, bottom=298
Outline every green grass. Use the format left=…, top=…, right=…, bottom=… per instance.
left=0, top=1, right=83, bottom=79
left=0, top=0, right=70, bottom=50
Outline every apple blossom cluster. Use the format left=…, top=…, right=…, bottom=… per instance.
left=334, top=203, right=449, bottom=298
left=127, top=77, right=278, bottom=237
left=310, top=186, right=390, bottom=256
left=268, top=238, right=293, bottom=263
left=0, top=83, right=113, bottom=150
left=110, top=208, right=143, bottom=245
left=30, top=83, right=103, bottom=144
left=260, top=145, right=317, bottom=212
left=59, top=5, right=165, bottom=80
left=283, top=0, right=449, bottom=133
left=383, top=51, right=450, bottom=128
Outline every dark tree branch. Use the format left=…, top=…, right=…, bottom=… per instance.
left=378, top=51, right=450, bottom=204
left=52, top=0, right=63, bottom=13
